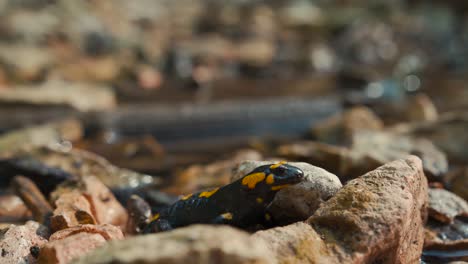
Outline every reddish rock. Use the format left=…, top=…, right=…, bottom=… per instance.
left=0, top=194, right=31, bottom=222
left=49, top=224, right=124, bottom=242
left=0, top=221, right=49, bottom=264
left=50, top=190, right=96, bottom=232
left=309, top=156, right=428, bottom=264
left=38, top=233, right=107, bottom=264
left=428, top=188, right=468, bottom=224
left=80, top=176, right=128, bottom=229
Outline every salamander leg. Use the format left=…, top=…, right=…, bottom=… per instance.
left=143, top=219, right=173, bottom=233
left=211, top=212, right=234, bottom=224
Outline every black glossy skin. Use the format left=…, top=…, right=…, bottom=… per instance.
left=144, top=163, right=304, bottom=233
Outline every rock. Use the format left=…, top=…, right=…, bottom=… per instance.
left=350, top=130, right=448, bottom=181
left=137, top=65, right=163, bottom=90
left=126, top=195, right=151, bottom=235
left=0, top=155, right=78, bottom=195
left=276, top=141, right=349, bottom=177
left=0, top=45, right=54, bottom=81
left=0, top=194, right=31, bottom=222
left=50, top=176, right=128, bottom=231
left=49, top=224, right=124, bottom=242
left=0, top=79, right=116, bottom=112
left=428, top=188, right=468, bottom=224
left=4, top=146, right=157, bottom=191
left=311, top=106, right=384, bottom=145
left=423, top=218, right=468, bottom=262
left=0, top=221, right=49, bottom=264
left=445, top=167, right=468, bottom=201
left=80, top=176, right=128, bottom=229
left=236, top=39, right=276, bottom=66
left=12, top=175, right=53, bottom=224
left=73, top=225, right=274, bottom=264
left=253, top=222, right=342, bottom=263
left=169, top=149, right=262, bottom=195
left=405, top=94, right=438, bottom=122
left=232, top=160, right=342, bottom=224
left=277, top=131, right=448, bottom=182
left=56, top=57, right=122, bottom=83
left=391, top=112, right=468, bottom=162
left=50, top=190, right=96, bottom=232
left=38, top=233, right=107, bottom=264
left=0, top=119, right=82, bottom=155
left=309, top=156, right=428, bottom=263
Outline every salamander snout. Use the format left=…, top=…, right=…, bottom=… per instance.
left=268, top=163, right=304, bottom=185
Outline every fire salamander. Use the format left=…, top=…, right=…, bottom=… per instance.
left=143, top=162, right=304, bottom=233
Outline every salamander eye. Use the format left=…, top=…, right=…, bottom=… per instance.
left=274, top=166, right=286, bottom=174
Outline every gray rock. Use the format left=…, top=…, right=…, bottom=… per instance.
left=0, top=119, right=82, bottom=155
left=73, top=225, right=275, bottom=264
left=350, top=130, right=448, bottom=181
left=232, top=160, right=342, bottom=224
left=310, top=106, right=384, bottom=146
left=0, top=79, right=116, bottom=112
left=428, top=188, right=468, bottom=224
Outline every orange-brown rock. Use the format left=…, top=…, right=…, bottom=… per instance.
left=0, top=194, right=31, bottom=222
left=12, top=175, right=53, bottom=224
left=80, top=176, right=128, bottom=229
left=39, top=225, right=124, bottom=264
left=0, top=221, right=49, bottom=264
left=309, top=156, right=428, bottom=264
left=38, top=233, right=107, bottom=264
left=50, top=190, right=96, bottom=232
left=49, top=224, right=124, bottom=242
left=253, top=222, right=342, bottom=263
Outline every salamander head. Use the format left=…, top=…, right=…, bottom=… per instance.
left=240, top=161, right=304, bottom=191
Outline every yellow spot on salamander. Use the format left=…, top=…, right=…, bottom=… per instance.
left=271, top=184, right=290, bottom=191
left=265, top=213, right=271, bottom=221
left=256, top=197, right=263, bottom=204
left=221, top=212, right=233, bottom=220
left=241, top=172, right=266, bottom=189
left=199, top=188, right=219, bottom=198
left=150, top=213, right=160, bottom=222
left=270, top=161, right=287, bottom=169
left=266, top=174, right=275, bottom=185
left=181, top=194, right=192, bottom=200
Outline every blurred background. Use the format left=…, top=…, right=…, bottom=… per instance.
left=0, top=0, right=467, bottom=179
